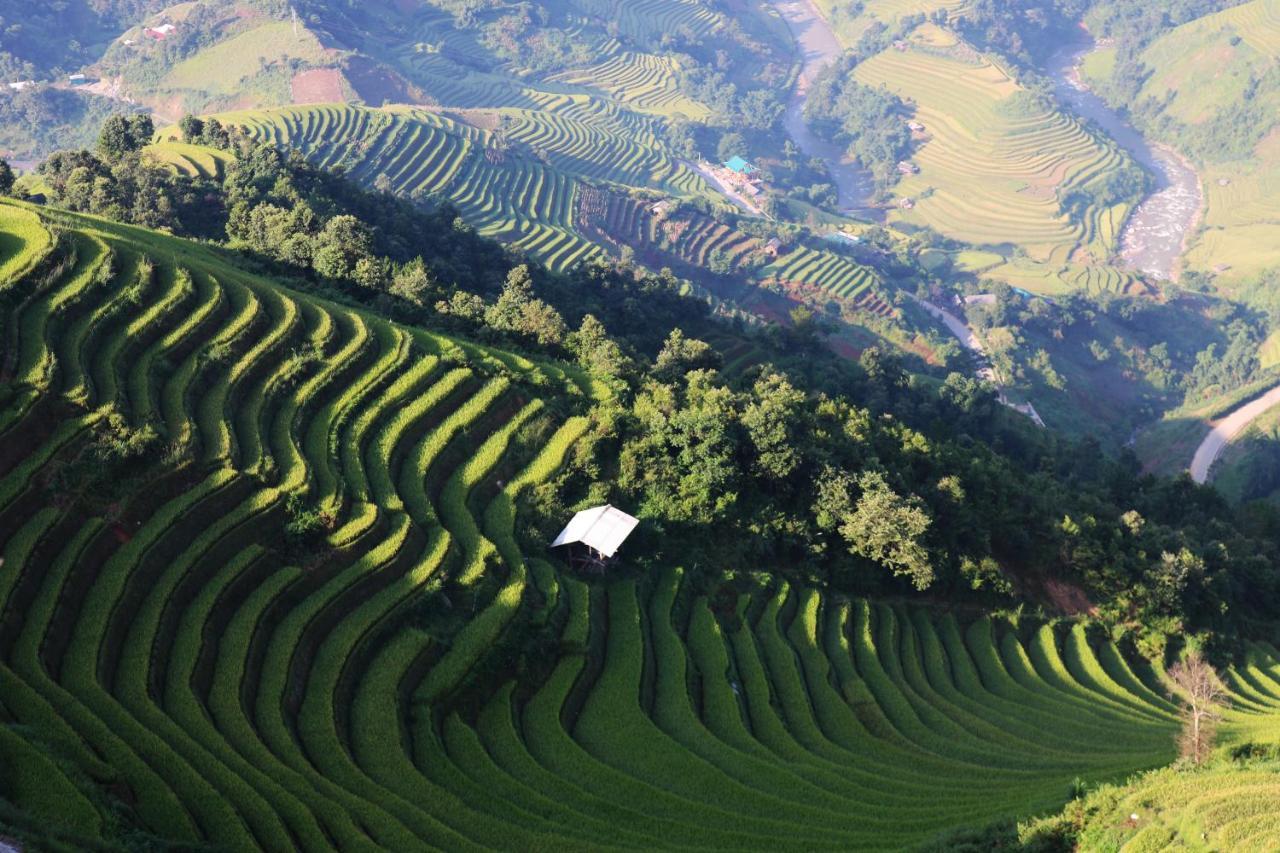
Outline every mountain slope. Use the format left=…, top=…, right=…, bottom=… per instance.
left=3, top=200, right=1278, bottom=849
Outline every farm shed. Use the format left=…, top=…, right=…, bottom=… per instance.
left=552, top=505, right=639, bottom=570
left=764, top=237, right=786, bottom=258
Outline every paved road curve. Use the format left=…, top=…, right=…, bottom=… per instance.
left=1189, top=386, right=1280, bottom=483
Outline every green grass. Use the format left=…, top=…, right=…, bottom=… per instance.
left=161, top=21, right=330, bottom=97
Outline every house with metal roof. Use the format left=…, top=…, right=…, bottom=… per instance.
left=551, top=505, right=639, bottom=570
left=722, top=156, right=758, bottom=176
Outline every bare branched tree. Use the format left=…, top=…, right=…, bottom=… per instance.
left=1168, top=650, right=1229, bottom=765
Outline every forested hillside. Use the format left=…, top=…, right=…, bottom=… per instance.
left=4, top=0, right=1280, bottom=848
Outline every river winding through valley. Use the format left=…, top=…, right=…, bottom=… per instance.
left=769, top=6, right=1260, bottom=477
left=772, top=0, right=878, bottom=215
left=1046, top=35, right=1203, bottom=282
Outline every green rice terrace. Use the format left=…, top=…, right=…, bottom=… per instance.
left=185, top=106, right=894, bottom=337
left=3, top=198, right=1280, bottom=849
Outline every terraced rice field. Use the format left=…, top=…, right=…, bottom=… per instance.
left=146, top=141, right=236, bottom=182
left=217, top=103, right=712, bottom=272
left=1188, top=132, right=1280, bottom=279
left=587, top=191, right=889, bottom=311
left=568, top=0, right=724, bottom=45
left=3, top=204, right=1279, bottom=849
left=1076, top=659, right=1280, bottom=852
left=548, top=47, right=712, bottom=119
left=985, top=257, right=1145, bottom=296
left=854, top=24, right=1135, bottom=266
left=763, top=245, right=879, bottom=300
left=1076, top=761, right=1280, bottom=850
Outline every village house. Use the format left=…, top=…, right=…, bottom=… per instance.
left=723, top=156, right=758, bottom=178
left=897, top=160, right=920, bottom=175
left=145, top=23, right=177, bottom=40
left=720, top=155, right=766, bottom=194
left=551, top=505, right=639, bottom=572
left=763, top=237, right=786, bottom=259
left=649, top=199, right=674, bottom=219
left=907, top=120, right=925, bottom=133
left=7, top=80, right=35, bottom=92
left=899, top=197, right=916, bottom=210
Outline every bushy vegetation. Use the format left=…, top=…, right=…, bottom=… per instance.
left=804, top=55, right=915, bottom=195
left=1084, top=0, right=1276, bottom=161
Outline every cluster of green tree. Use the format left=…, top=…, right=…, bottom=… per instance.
left=1058, top=156, right=1149, bottom=218
left=541, top=328, right=1280, bottom=654
left=26, top=114, right=1280, bottom=652
left=478, top=6, right=595, bottom=73
left=176, top=114, right=235, bottom=149
left=948, top=0, right=1089, bottom=67
left=803, top=56, right=914, bottom=196
left=675, top=64, right=786, bottom=130
left=0, top=84, right=135, bottom=161
left=1222, top=430, right=1280, bottom=505
left=968, top=283, right=1271, bottom=410
left=34, top=113, right=228, bottom=235
left=1184, top=321, right=1266, bottom=402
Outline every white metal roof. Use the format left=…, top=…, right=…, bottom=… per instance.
left=551, top=505, right=639, bottom=558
